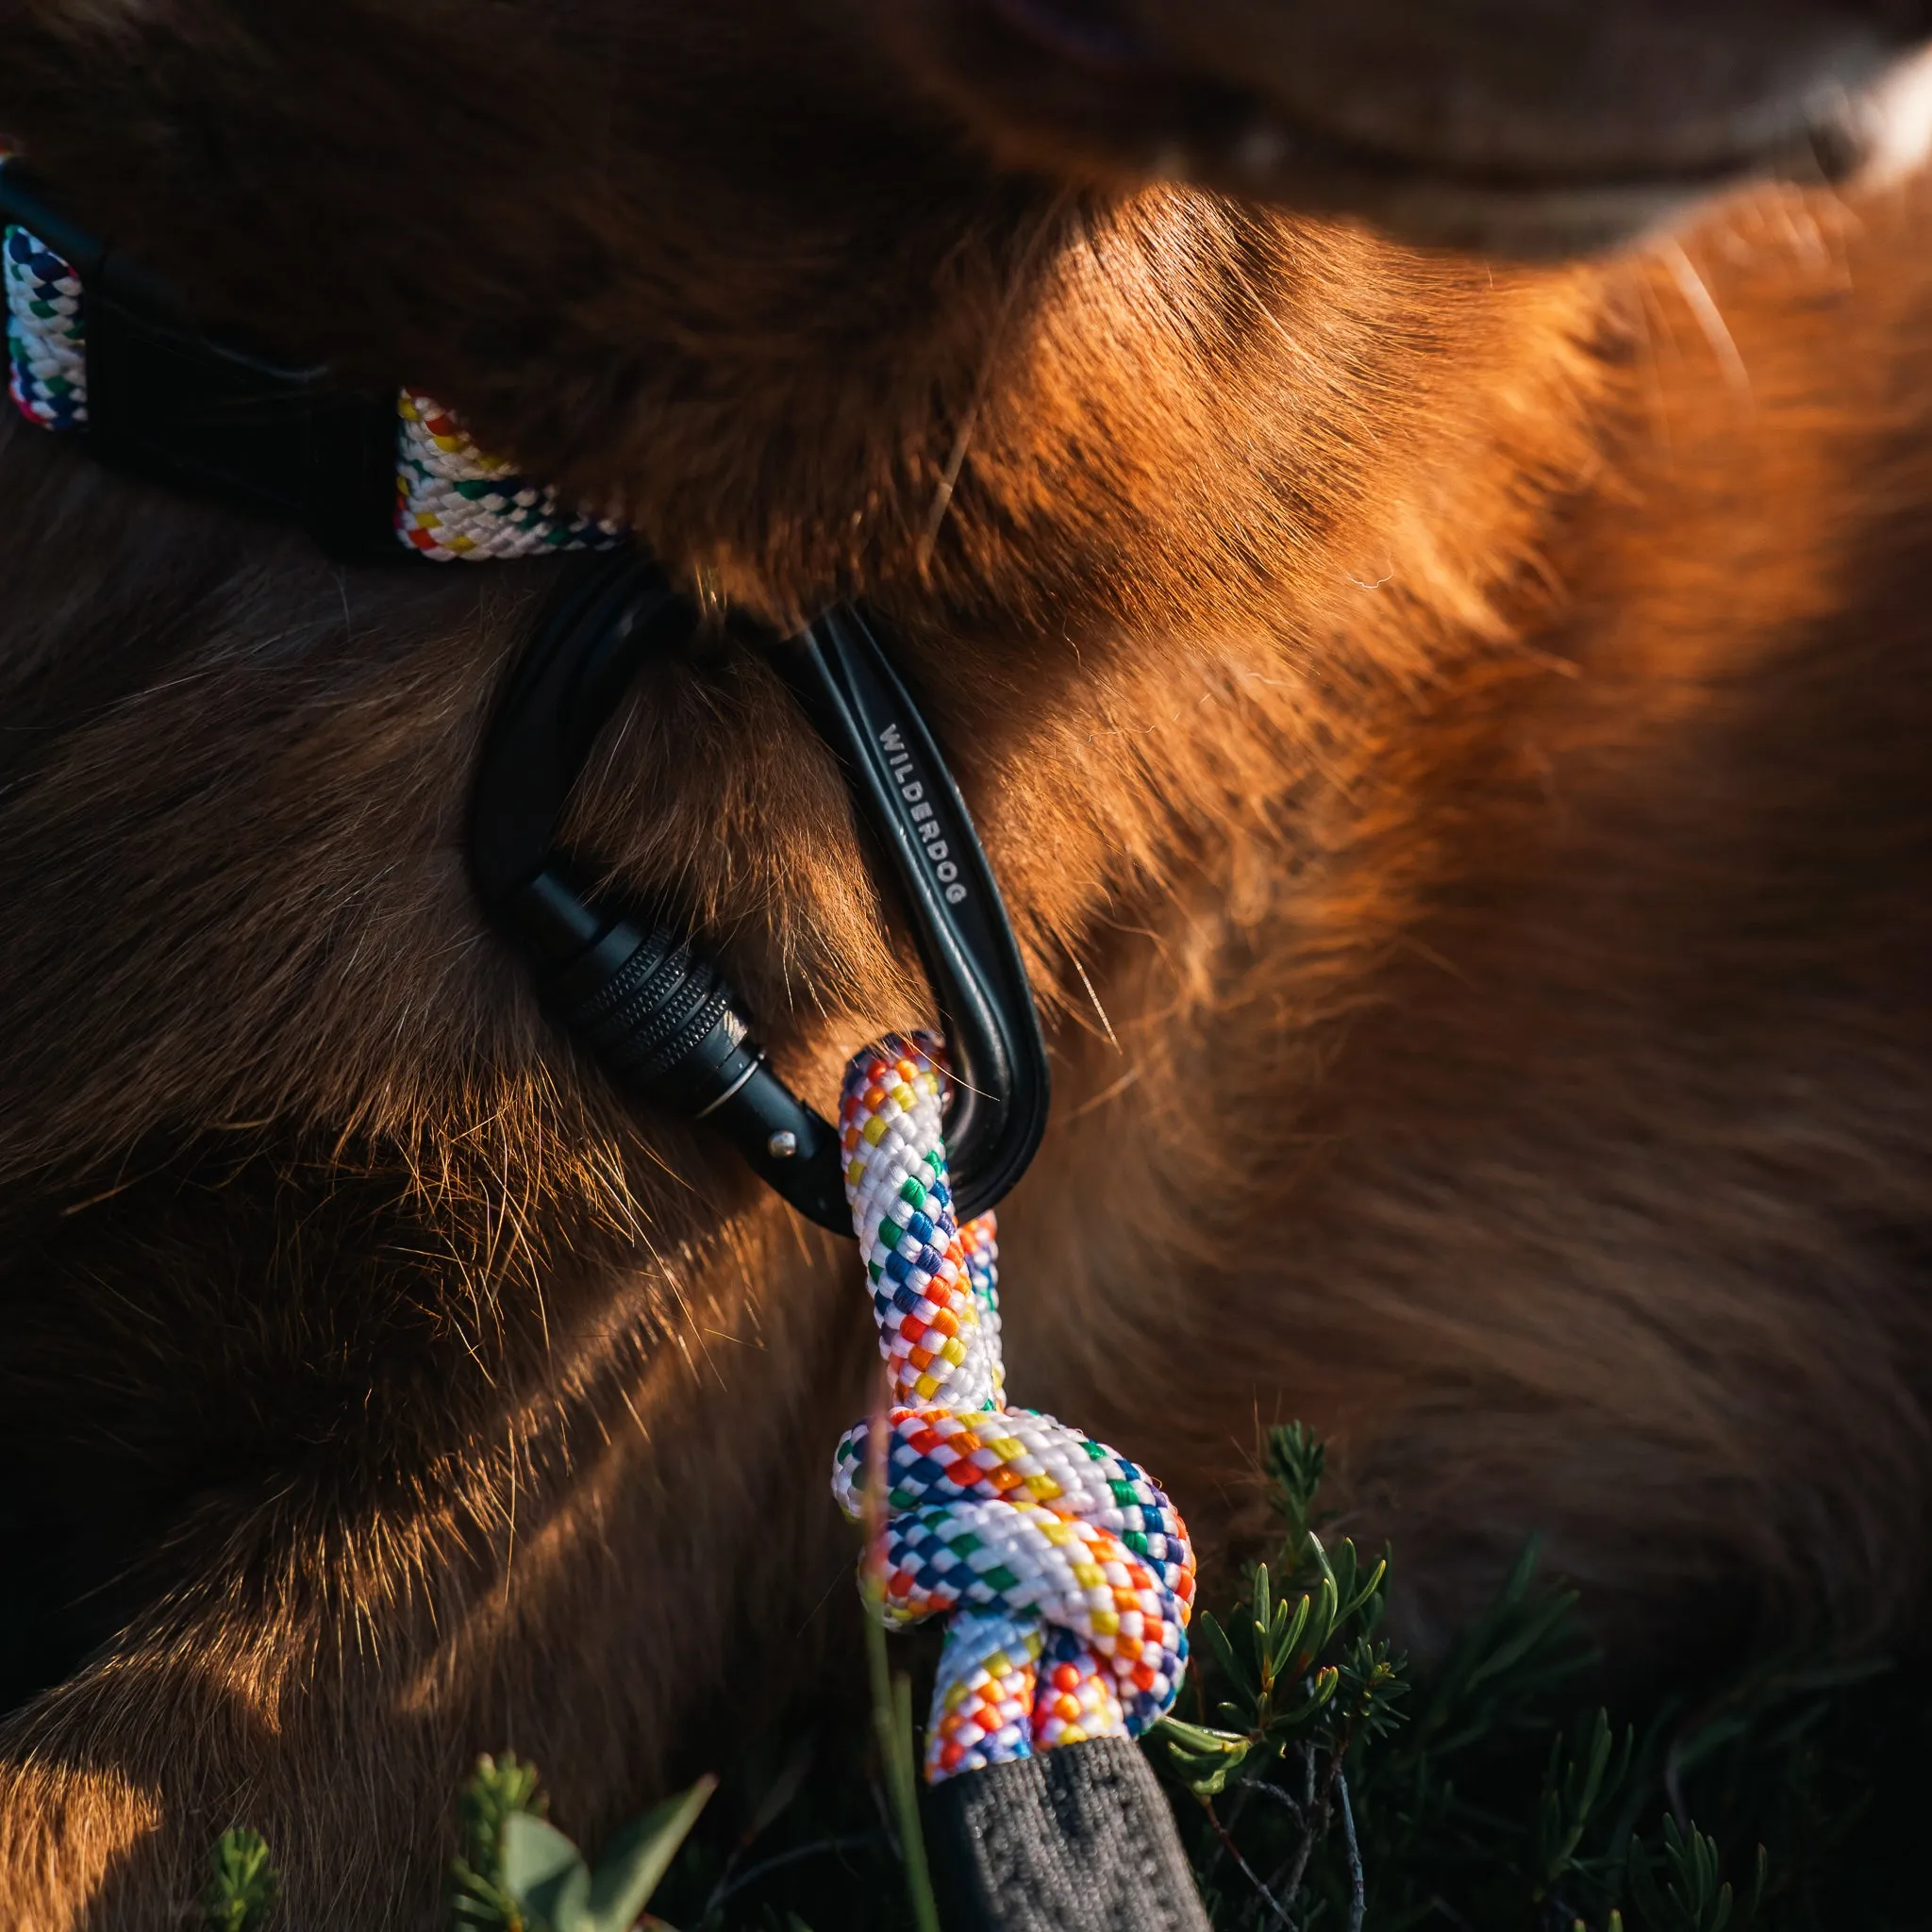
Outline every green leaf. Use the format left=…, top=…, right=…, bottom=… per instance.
left=1342, top=1555, right=1390, bottom=1626
left=1400, top=1535, right=1592, bottom=1764
left=1158, top=1717, right=1251, bottom=1754
left=1275, top=1664, right=1341, bottom=1729
left=744, top=1740, right=815, bottom=1846
left=1328, top=1539, right=1359, bottom=1621
left=1196, top=1611, right=1258, bottom=1707
left=1740, top=1845, right=1767, bottom=1928
left=1627, top=1830, right=1668, bottom=1926
left=1155, top=1717, right=1255, bottom=1796
left=1532, top=1709, right=1631, bottom=1893
left=1302, top=1571, right=1340, bottom=1672
left=447, top=1858, right=523, bottom=1932
left=204, top=1828, right=276, bottom=1932
left=1624, top=1816, right=1757, bottom=1932
left=1269, top=1593, right=1313, bottom=1687
left=581, top=1775, right=717, bottom=1932
left=501, top=1812, right=592, bottom=1930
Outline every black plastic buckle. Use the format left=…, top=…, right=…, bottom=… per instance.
left=0, top=162, right=399, bottom=560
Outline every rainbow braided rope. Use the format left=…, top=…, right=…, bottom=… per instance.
left=0, top=228, right=620, bottom=561
left=4, top=226, right=86, bottom=431
left=830, top=1036, right=1195, bottom=1782
left=395, top=391, right=625, bottom=561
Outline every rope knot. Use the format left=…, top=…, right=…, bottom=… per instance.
left=831, top=1034, right=1195, bottom=1781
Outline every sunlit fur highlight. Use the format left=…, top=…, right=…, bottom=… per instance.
left=0, top=5, right=1926, bottom=1926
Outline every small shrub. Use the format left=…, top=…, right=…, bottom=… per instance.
left=1151, top=1423, right=1917, bottom=1932
left=204, top=1828, right=276, bottom=1932
left=448, top=1754, right=714, bottom=1932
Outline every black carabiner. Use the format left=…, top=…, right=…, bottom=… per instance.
left=470, top=548, right=1050, bottom=1232
left=777, top=609, right=1050, bottom=1221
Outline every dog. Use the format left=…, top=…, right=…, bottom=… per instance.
left=2, top=1, right=1931, bottom=1923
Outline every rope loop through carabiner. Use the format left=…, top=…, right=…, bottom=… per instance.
left=831, top=1035, right=1195, bottom=1780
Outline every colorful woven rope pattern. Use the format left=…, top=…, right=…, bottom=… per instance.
left=395, top=391, right=625, bottom=561
left=0, top=231, right=619, bottom=559
left=4, top=226, right=87, bottom=431
left=831, top=1036, right=1195, bottom=1782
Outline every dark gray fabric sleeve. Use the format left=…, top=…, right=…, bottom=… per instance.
left=923, top=1736, right=1212, bottom=1932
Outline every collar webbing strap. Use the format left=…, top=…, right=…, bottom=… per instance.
left=0, top=162, right=625, bottom=562
left=0, top=163, right=400, bottom=558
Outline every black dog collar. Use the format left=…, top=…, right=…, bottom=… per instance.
left=0, top=162, right=400, bottom=558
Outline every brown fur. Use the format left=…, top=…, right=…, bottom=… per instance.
left=0, top=4, right=1928, bottom=1925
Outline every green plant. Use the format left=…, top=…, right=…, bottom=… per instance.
left=448, top=1752, right=715, bottom=1932
left=1625, top=1820, right=1766, bottom=1932
left=864, top=1602, right=941, bottom=1932
left=1148, top=1422, right=1921, bottom=1932
left=1156, top=1423, right=1411, bottom=1928
left=204, top=1828, right=276, bottom=1932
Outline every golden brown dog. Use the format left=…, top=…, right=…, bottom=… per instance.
left=2, top=2, right=1931, bottom=1924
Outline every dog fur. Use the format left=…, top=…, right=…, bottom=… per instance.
left=0, top=4, right=1929, bottom=1925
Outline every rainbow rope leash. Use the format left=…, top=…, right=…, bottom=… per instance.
left=3, top=225, right=623, bottom=561
left=832, top=1036, right=1195, bottom=1781
left=4, top=225, right=86, bottom=431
